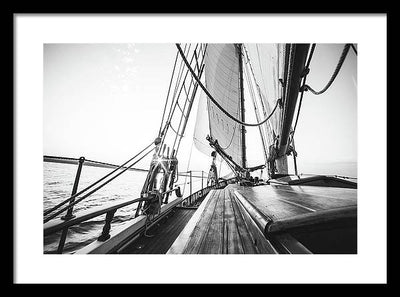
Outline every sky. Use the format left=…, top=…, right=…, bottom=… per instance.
left=43, top=43, right=357, bottom=177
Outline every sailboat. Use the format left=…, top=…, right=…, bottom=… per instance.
left=43, top=43, right=357, bottom=254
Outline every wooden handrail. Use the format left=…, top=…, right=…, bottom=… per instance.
left=266, top=206, right=357, bottom=234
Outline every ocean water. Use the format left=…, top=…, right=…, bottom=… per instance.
left=295, top=161, right=357, bottom=178
left=43, top=162, right=204, bottom=254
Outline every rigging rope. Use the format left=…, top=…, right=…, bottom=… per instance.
left=176, top=43, right=281, bottom=127
left=163, top=44, right=201, bottom=155
left=169, top=122, right=185, bottom=137
left=171, top=65, right=197, bottom=150
left=292, top=43, right=316, bottom=134
left=350, top=44, right=357, bottom=55
left=301, top=44, right=351, bottom=95
left=44, top=146, right=155, bottom=223
left=166, top=44, right=195, bottom=131
left=218, top=119, right=238, bottom=150
left=158, top=49, right=179, bottom=136
left=182, top=141, right=194, bottom=196
left=159, top=44, right=190, bottom=146
left=243, top=45, right=276, bottom=148
left=43, top=141, right=155, bottom=217
left=175, top=46, right=207, bottom=155
left=242, top=45, right=271, bottom=161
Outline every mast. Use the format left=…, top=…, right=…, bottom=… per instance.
left=275, top=44, right=310, bottom=175
left=238, top=44, right=247, bottom=169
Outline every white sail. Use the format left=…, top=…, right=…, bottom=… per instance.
left=203, top=44, right=243, bottom=166
left=244, top=44, right=285, bottom=148
left=193, top=91, right=213, bottom=156
left=193, top=44, right=286, bottom=166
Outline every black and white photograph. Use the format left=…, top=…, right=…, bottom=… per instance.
left=14, top=14, right=387, bottom=284
left=43, top=42, right=358, bottom=255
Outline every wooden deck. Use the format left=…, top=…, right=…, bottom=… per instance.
left=236, top=183, right=357, bottom=221
left=268, top=175, right=357, bottom=189
left=168, top=183, right=357, bottom=254
left=117, top=208, right=196, bottom=254
left=167, top=188, right=278, bottom=254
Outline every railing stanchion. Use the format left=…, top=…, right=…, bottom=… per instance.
left=46, top=172, right=235, bottom=253
left=57, top=156, right=85, bottom=254
left=190, top=170, right=192, bottom=196
left=62, top=156, right=85, bottom=221
left=98, top=210, right=117, bottom=242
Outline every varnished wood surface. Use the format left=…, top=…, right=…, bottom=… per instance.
left=161, top=183, right=356, bottom=254
left=168, top=187, right=277, bottom=254
left=234, top=184, right=357, bottom=221
left=268, top=175, right=357, bottom=189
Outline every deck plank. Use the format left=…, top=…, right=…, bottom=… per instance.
left=143, top=209, right=194, bottom=254
left=229, top=191, right=258, bottom=254
left=119, top=208, right=196, bottom=254
left=233, top=193, right=277, bottom=254
left=198, top=190, right=225, bottom=254
left=167, top=183, right=357, bottom=254
left=223, top=188, right=244, bottom=254
left=182, top=190, right=220, bottom=254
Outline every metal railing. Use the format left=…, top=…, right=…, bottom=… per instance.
left=43, top=141, right=156, bottom=253
left=44, top=185, right=182, bottom=253
left=179, top=177, right=237, bottom=208
left=43, top=143, right=155, bottom=223
left=44, top=197, right=143, bottom=237
left=43, top=150, right=235, bottom=253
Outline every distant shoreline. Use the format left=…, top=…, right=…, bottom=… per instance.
left=43, top=156, right=207, bottom=178
left=43, top=156, right=149, bottom=172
